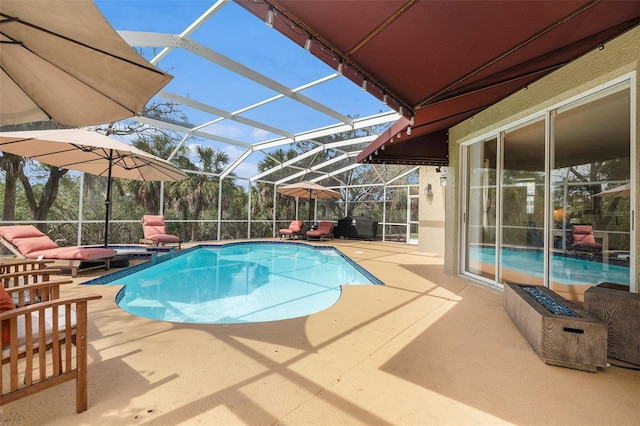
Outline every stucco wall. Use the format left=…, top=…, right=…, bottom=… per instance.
left=444, top=25, right=640, bottom=276
left=418, top=166, right=446, bottom=254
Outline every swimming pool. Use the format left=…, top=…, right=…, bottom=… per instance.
left=89, top=242, right=382, bottom=324
left=468, top=246, right=630, bottom=286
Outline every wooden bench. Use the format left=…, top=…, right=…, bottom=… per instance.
left=0, top=261, right=102, bottom=413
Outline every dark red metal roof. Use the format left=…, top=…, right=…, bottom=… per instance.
left=237, top=0, right=640, bottom=165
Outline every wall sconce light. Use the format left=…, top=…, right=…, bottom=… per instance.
left=440, top=173, right=447, bottom=187
left=425, top=183, right=433, bottom=197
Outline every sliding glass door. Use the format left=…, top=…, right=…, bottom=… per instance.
left=500, top=118, right=546, bottom=285
left=549, top=83, right=632, bottom=299
left=464, top=138, right=497, bottom=281
left=462, top=79, right=633, bottom=299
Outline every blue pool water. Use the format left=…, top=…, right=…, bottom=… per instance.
left=90, top=242, right=382, bottom=324
left=469, top=246, right=630, bottom=286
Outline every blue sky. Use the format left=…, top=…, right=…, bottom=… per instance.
left=93, top=1, right=390, bottom=180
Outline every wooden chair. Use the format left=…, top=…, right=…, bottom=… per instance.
left=0, top=259, right=54, bottom=276
left=0, top=261, right=102, bottom=413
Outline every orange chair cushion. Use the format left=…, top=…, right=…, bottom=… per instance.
left=0, top=225, right=116, bottom=260
left=0, top=286, right=16, bottom=346
left=0, top=225, right=45, bottom=240
left=144, top=234, right=181, bottom=243
left=280, top=221, right=303, bottom=234
left=28, top=247, right=117, bottom=260
left=572, top=225, right=601, bottom=247
left=306, top=221, right=333, bottom=236
left=13, top=235, right=59, bottom=255
left=142, top=215, right=167, bottom=238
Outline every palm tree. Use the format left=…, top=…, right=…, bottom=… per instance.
left=254, top=148, right=299, bottom=221
left=169, top=145, right=230, bottom=241
left=124, top=133, right=189, bottom=214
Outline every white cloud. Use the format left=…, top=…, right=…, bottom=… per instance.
left=209, top=121, right=247, bottom=139
left=233, top=159, right=259, bottom=181
left=221, top=144, right=246, bottom=161
left=250, top=128, right=272, bottom=143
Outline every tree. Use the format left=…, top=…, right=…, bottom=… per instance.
left=0, top=100, right=185, bottom=232
left=19, top=165, right=68, bottom=226
left=333, top=166, right=368, bottom=217
left=125, top=133, right=190, bottom=214
left=0, top=121, right=70, bottom=231
left=0, top=153, right=24, bottom=222
left=254, top=148, right=299, bottom=221
left=93, top=101, right=189, bottom=141
left=169, top=145, right=231, bottom=241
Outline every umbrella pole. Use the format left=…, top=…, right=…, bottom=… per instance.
left=103, top=151, right=113, bottom=247
left=308, top=190, right=313, bottom=229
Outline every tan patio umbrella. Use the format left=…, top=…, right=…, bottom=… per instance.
left=277, top=181, right=342, bottom=226
left=594, top=183, right=630, bottom=198
left=0, top=129, right=187, bottom=247
left=0, top=0, right=172, bottom=126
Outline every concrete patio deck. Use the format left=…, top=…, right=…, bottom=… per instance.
left=1, top=240, right=637, bottom=425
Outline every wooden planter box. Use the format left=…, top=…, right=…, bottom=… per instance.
left=504, top=283, right=608, bottom=372
left=584, top=283, right=640, bottom=365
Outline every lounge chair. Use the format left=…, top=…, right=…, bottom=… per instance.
left=0, top=260, right=102, bottom=413
left=0, top=225, right=116, bottom=278
left=571, top=225, right=602, bottom=253
left=278, top=220, right=304, bottom=239
left=306, top=221, right=335, bottom=241
left=140, top=215, right=181, bottom=250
